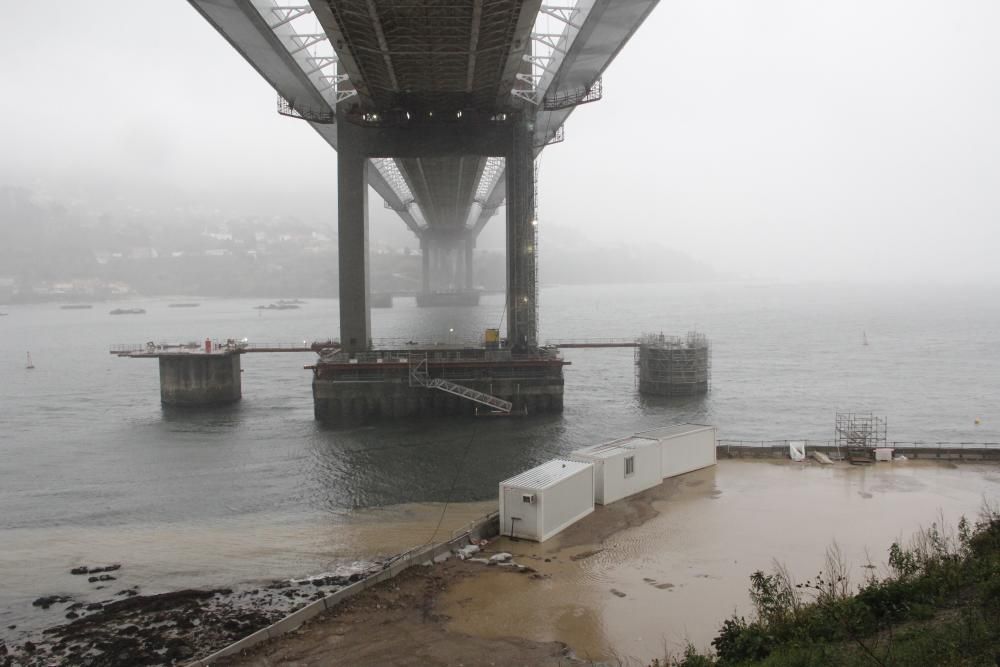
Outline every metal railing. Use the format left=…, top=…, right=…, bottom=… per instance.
left=546, top=337, right=638, bottom=348
left=719, top=439, right=1000, bottom=451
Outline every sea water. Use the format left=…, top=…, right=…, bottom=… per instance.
left=1, top=282, right=998, bottom=632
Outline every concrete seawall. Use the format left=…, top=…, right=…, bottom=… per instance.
left=718, top=443, right=1000, bottom=462
left=186, top=512, right=500, bottom=666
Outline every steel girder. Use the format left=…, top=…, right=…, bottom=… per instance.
left=188, top=0, right=659, bottom=240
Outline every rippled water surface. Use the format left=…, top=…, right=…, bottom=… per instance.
left=2, top=283, right=999, bottom=631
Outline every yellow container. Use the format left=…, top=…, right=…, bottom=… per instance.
left=484, top=328, right=500, bottom=344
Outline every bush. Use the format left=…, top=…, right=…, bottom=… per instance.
left=711, top=615, right=773, bottom=664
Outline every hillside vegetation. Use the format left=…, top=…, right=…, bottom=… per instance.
left=662, top=505, right=1000, bottom=667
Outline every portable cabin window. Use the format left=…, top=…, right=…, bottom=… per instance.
left=624, top=455, right=635, bottom=477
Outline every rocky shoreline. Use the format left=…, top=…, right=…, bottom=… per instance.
left=2, top=562, right=384, bottom=667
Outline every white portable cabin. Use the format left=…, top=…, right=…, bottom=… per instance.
left=637, top=423, right=717, bottom=478
left=570, top=436, right=662, bottom=505
left=499, top=459, right=595, bottom=542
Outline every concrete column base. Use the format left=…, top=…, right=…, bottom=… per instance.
left=158, top=353, right=242, bottom=406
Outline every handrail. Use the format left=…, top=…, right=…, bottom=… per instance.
left=719, top=439, right=1000, bottom=451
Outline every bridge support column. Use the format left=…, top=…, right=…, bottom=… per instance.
left=159, top=353, right=241, bottom=406
left=506, top=120, right=537, bottom=350
left=420, top=238, right=430, bottom=293
left=337, top=116, right=371, bottom=353
left=464, top=238, right=475, bottom=290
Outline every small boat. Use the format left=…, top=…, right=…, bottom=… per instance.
left=276, top=299, right=306, bottom=305
left=254, top=303, right=299, bottom=310
left=60, top=304, right=93, bottom=310
left=26, top=352, right=35, bottom=369
left=168, top=303, right=200, bottom=308
left=109, top=308, right=146, bottom=315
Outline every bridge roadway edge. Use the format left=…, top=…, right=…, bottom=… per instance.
left=185, top=512, right=501, bottom=667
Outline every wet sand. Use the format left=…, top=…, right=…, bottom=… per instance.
left=438, top=459, right=1000, bottom=664
left=220, top=560, right=574, bottom=667
left=2, top=501, right=495, bottom=635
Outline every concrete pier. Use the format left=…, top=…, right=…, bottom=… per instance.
left=311, top=348, right=565, bottom=425
left=415, top=291, right=481, bottom=307
left=158, top=352, right=242, bottom=407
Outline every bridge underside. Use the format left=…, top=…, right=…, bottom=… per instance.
left=187, top=0, right=660, bottom=422
left=337, top=114, right=536, bottom=352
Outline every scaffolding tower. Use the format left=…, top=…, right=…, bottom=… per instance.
left=635, top=332, right=711, bottom=396
left=835, top=412, right=888, bottom=449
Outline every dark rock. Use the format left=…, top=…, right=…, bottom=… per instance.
left=70, top=566, right=89, bottom=575
left=23, top=642, right=35, bottom=653
left=67, top=602, right=83, bottom=610
left=33, top=595, right=71, bottom=609
left=98, top=574, right=116, bottom=581
left=86, top=564, right=121, bottom=574
left=88, top=577, right=99, bottom=583
left=5, top=625, right=13, bottom=630
left=121, top=625, right=139, bottom=635
left=85, top=603, right=103, bottom=611
left=65, top=612, right=79, bottom=620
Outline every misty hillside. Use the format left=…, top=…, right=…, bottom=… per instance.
left=0, top=186, right=716, bottom=301
left=539, top=223, right=716, bottom=284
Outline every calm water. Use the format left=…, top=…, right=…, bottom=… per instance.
left=2, top=283, right=999, bottom=632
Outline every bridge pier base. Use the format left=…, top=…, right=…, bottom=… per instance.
left=311, top=348, right=565, bottom=425
left=158, top=353, right=242, bottom=407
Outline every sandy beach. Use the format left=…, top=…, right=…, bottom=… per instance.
left=213, top=458, right=1000, bottom=666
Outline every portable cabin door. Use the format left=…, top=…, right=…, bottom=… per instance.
left=502, top=486, right=540, bottom=540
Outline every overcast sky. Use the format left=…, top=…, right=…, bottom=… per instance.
left=2, top=1, right=999, bottom=282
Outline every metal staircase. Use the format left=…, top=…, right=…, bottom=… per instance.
left=409, top=355, right=513, bottom=414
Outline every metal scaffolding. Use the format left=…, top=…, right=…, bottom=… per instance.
left=635, top=332, right=711, bottom=396
left=835, top=413, right=888, bottom=450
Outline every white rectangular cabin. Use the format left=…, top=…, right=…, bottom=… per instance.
left=499, top=459, right=595, bottom=542
left=637, top=423, right=717, bottom=478
left=570, top=436, right=662, bottom=505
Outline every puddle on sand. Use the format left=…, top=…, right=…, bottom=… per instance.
left=439, top=460, right=1000, bottom=664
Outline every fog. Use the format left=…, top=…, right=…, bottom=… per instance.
left=2, top=0, right=999, bottom=283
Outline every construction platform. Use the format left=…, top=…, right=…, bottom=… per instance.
left=111, top=340, right=325, bottom=407
left=310, top=346, right=567, bottom=425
